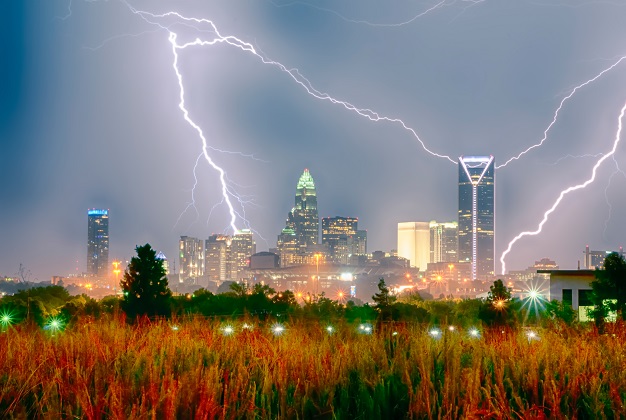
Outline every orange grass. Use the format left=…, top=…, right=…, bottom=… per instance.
left=1, top=318, right=625, bottom=419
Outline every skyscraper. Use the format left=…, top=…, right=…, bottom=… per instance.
left=429, top=221, right=458, bottom=263
left=277, top=227, right=299, bottom=267
left=179, top=236, right=204, bottom=280
left=231, top=229, right=256, bottom=281
left=287, top=169, right=319, bottom=248
left=458, top=156, right=495, bottom=280
left=322, top=216, right=358, bottom=264
left=205, top=235, right=232, bottom=281
left=397, top=222, right=430, bottom=270
left=87, top=209, right=109, bottom=277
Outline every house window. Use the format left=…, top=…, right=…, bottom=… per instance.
left=579, top=289, right=593, bottom=307
left=563, top=289, right=572, bottom=307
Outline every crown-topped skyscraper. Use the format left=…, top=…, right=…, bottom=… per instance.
left=286, top=168, right=319, bottom=249
left=458, top=156, right=495, bottom=280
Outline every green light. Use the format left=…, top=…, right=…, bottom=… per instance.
left=0, top=313, right=12, bottom=327
left=46, top=316, right=64, bottom=332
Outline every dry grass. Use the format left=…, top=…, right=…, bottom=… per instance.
left=1, top=317, right=625, bottom=419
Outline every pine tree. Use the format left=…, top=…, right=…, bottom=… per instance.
left=372, top=278, right=396, bottom=321
left=120, top=244, right=171, bottom=320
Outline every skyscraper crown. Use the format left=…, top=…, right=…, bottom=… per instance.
left=296, top=168, right=316, bottom=194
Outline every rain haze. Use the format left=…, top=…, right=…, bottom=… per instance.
left=2, top=0, right=626, bottom=281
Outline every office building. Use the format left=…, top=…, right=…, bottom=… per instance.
left=231, top=229, right=256, bottom=281
left=205, top=235, right=232, bottom=281
left=277, top=227, right=299, bottom=267
left=583, top=245, right=625, bottom=269
left=87, top=209, right=109, bottom=277
left=397, top=222, right=430, bottom=270
left=322, top=216, right=358, bottom=264
left=458, top=156, right=495, bottom=280
left=286, top=169, right=319, bottom=248
left=430, top=221, right=458, bottom=263
left=179, top=236, right=203, bottom=280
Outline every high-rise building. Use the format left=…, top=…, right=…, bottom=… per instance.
left=430, top=221, right=458, bottom=263
left=583, top=245, right=625, bottom=270
left=155, top=251, right=169, bottom=275
left=397, top=222, right=430, bottom=270
left=87, top=209, right=109, bottom=277
left=458, top=156, right=495, bottom=280
left=287, top=169, right=319, bottom=248
left=205, top=235, right=232, bottom=281
left=179, top=236, right=203, bottom=280
left=231, top=229, right=256, bottom=281
left=277, top=227, right=299, bottom=267
left=322, top=216, right=358, bottom=264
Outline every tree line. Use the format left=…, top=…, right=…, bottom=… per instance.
left=1, top=244, right=625, bottom=330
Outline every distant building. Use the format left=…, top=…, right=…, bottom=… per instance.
left=204, top=230, right=256, bottom=282
left=458, top=156, right=495, bottom=280
left=205, top=235, right=232, bottom=281
left=87, top=209, right=109, bottom=277
left=286, top=169, right=319, bottom=249
left=231, top=229, right=256, bottom=281
left=155, top=251, right=169, bottom=275
left=429, top=221, right=458, bottom=263
left=584, top=246, right=625, bottom=269
left=397, top=222, right=430, bottom=270
left=249, top=252, right=280, bottom=269
left=322, top=216, right=361, bottom=264
left=277, top=227, right=299, bottom=267
left=179, top=236, right=203, bottom=280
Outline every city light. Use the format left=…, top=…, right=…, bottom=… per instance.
left=526, top=330, right=540, bottom=342
left=0, top=310, right=14, bottom=328
left=326, top=325, right=334, bottom=334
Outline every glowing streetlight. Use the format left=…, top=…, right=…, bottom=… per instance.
left=221, top=325, right=235, bottom=336
left=468, top=327, right=480, bottom=338
left=271, top=323, right=285, bottom=336
left=326, top=325, right=334, bottom=334
left=429, top=328, right=441, bottom=338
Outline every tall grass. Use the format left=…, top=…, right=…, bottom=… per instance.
left=0, top=318, right=625, bottom=419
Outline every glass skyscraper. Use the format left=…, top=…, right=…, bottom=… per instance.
left=458, top=156, right=495, bottom=280
left=287, top=169, right=319, bottom=248
left=87, top=209, right=109, bottom=277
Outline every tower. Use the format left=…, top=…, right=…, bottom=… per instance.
left=458, top=156, right=495, bottom=280
left=322, top=216, right=359, bottom=264
left=179, top=236, right=204, bottom=280
left=287, top=169, right=319, bottom=248
left=397, top=222, right=430, bottom=270
left=87, top=209, right=109, bottom=277
left=430, top=221, right=458, bottom=263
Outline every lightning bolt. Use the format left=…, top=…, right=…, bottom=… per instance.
left=602, top=157, right=626, bottom=239
left=547, top=153, right=604, bottom=166
left=500, top=100, right=626, bottom=275
left=117, top=1, right=458, bottom=233
left=497, top=55, right=626, bottom=169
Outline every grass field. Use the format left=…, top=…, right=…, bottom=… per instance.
left=1, top=317, right=625, bottom=419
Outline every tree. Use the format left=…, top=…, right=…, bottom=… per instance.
left=120, top=244, right=171, bottom=319
left=372, top=278, right=396, bottom=321
left=479, top=279, right=515, bottom=327
left=591, top=252, right=626, bottom=324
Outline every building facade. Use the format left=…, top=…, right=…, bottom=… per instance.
left=397, top=222, right=430, bottom=270
left=429, top=221, right=458, bottom=263
left=231, top=229, right=256, bottom=281
left=87, top=209, right=109, bottom=277
left=287, top=169, right=319, bottom=249
left=458, top=156, right=495, bottom=280
left=179, top=236, right=204, bottom=280
left=322, top=216, right=359, bottom=264
left=205, top=235, right=232, bottom=281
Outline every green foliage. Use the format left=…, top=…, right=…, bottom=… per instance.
left=372, top=278, right=397, bottom=321
left=479, top=279, right=516, bottom=327
left=545, top=300, right=576, bottom=326
left=120, top=244, right=172, bottom=320
left=591, top=252, right=626, bottom=323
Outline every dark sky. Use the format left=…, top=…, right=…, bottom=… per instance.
left=2, top=0, right=626, bottom=281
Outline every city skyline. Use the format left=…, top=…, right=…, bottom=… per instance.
left=3, top=1, right=626, bottom=281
